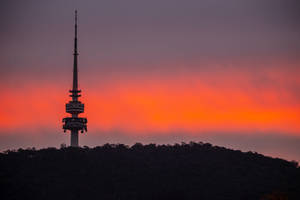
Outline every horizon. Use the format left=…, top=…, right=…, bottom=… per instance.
left=1, top=0, right=300, bottom=162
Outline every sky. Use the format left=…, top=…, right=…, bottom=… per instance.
left=0, top=0, right=300, bottom=161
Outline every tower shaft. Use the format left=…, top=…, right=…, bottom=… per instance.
left=71, top=130, right=79, bottom=147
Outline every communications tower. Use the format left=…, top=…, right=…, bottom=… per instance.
left=62, top=11, right=87, bottom=147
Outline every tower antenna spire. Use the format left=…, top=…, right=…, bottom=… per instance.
left=73, top=9, right=78, bottom=93
left=63, top=10, right=87, bottom=147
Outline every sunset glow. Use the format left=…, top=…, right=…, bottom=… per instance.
left=1, top=68, right=299, bottom=135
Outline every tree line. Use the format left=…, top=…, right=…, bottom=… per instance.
left=1, top=142, right=299, bottom=200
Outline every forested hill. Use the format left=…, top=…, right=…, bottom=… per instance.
left=1, top=142, right=299, bottom=200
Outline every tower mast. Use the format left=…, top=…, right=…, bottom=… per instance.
left=73, top=10, right=78, bottom=94
left=62, top=11, right=87, bottom=147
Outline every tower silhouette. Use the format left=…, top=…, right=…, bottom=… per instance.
left=62, top=11, right=87, bottom=147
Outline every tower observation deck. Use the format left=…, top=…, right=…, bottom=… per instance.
left=62, top=11, right=87, bottom=147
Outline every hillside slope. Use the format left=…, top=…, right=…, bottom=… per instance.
left=1, top=142, right=299, bottom=200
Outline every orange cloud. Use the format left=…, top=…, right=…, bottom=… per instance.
left=1, top=69, right=299, bottom=136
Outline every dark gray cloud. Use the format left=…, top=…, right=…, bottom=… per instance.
left=1, top=0, right=300, bottom=80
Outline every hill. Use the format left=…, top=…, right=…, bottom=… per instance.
left=1, top=142, right=299, bottom=200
